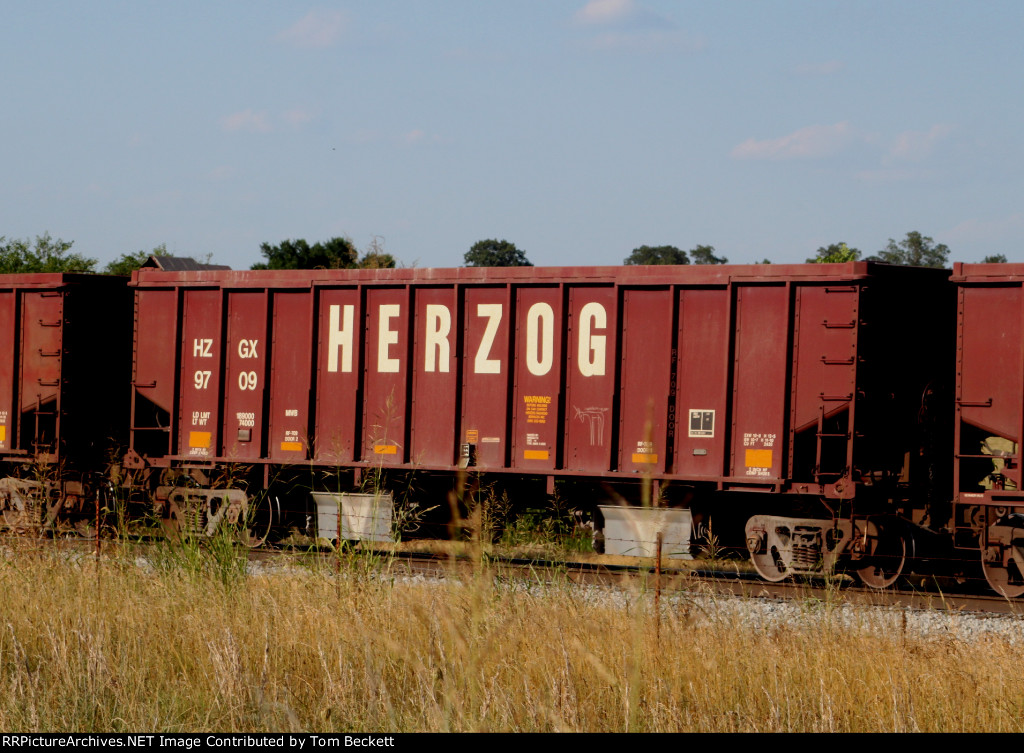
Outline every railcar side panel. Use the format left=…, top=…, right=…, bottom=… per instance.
left=177, top=290, right=222, bottom=460
left=958, top=285, right=1022, bottom=443
left=20, top=291, right=64, bottom=456
left=730, top=284, right=790, bottom=482
left=564, top=286, right=616, bottom=472
left=789, top=284, right=859, bottom=483
left=362, top=287, right=409, bottom=465
left=0, top=292, right=15, bottom=453
left=222, top=291, right=268, bottom=461
left=269, top=292, right=313, bottom=463
left=132, top=288, right=178, bottom=460
left=512, top=286, right=562, bottom=471
left=618, top=288, right=674, bottom=474
left=461, top=286, right=511, bottom=469
left=673, top=288, right=730, bottom=478
left=410, top=287, right=459, bottom=467
left=315, top=288, right=362, bottom=464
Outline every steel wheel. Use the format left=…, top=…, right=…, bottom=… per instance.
left=856, top=531, right=906, bottom=589
left=750, top=545, right=790, bottom=582
left=982, top=558, right=1024, bottom=598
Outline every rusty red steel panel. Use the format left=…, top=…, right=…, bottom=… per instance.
left=673, top=288, right=730, bottom=477
left=0, top=292, right=15, bottom=453
left=177, top=289, right=222, bottom=459
left=20, top=291, right=64, bottom=455
left=957, top=284, right=1022, bottom=441
left=132, top=288, right=178, bottom=460
left=314, top=287, right=361, bottom=463
left=564, top=286, right=616, bottom=471
left=221, top=291, right=267, bottom=461
left=618, top=288, right=674, bottom=474
left=268, top=292, right=313, bottom=462
left=730, top=284, right=790, bottom=481
left=461, top=286, right=511, bottom=469
left=410, top=287, right=459, bottom=467
left=512, top=286, right=563, bottom=471
left=362, top=287, right=409, bottom=465
left=951, top=264, right=1024, bottom=499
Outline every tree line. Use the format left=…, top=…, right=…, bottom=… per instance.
left=0, top=231, right=1010, bottom=273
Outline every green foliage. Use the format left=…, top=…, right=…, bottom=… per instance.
left=867, top=231, right=950, bottom=268
left=691, top=244, right=727, bottom=265
left=624, top=244, right=725, bottom=265
left=624, top=245, right=690, bottom=265
left=982, top=254, right=1008, bottom=263
left=463, top=239, right=532, bottom=267
left=0, top=233, right=96, bottom=273
left=807, top=242, right=861, bottom=263
left=103, top=243, right=171, bottom=275
left=252, top=237, right=395, bottom=270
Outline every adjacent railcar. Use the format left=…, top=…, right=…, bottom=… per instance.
left=952, top=262, right=1024, bottom=595
left=0, top=274, right=132, bottom=530
left=123, top=262, right=952, bottom=577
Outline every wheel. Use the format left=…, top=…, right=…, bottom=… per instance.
left=982, top=560, right=1024, bottom=598
left=748, top=539, right=790, bottom=582
left=237, top=495, right=275, bottom=548
left=981, top=515, right=1024, bottom=598
left=856, top=530, right=906, bottom=589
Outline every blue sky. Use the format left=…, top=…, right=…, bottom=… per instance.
left=2, top=1, right=1022, bottom=269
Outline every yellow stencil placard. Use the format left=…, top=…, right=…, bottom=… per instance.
left=523, top=449, right=549, bottom=460
left=745, top=449, right=773, bottom=468
left=189, top=431, right=211, bottom=449
left=373, top=444, right=398, bottom=455
left=631, top=453, right=658, bottom=464
left=280, top=441, right=303, bottom=452
left=0, top=426, right=6, bottom=443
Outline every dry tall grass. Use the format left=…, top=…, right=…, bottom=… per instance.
left=1, top=541, right=1023, bottom=733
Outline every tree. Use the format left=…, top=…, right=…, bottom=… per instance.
left=252, top=237, right=395, bottom=270
left=982, top=254, right=1008, bottom=263
left=807, top=242, right=861, bottom=263
left=103, top=244, right=172, bottom=275
left=0, top=233, right=96, bottom=273
left=691, top=245, right=727, bottom=265
left=463, top=239, right=531, bottom=267
left=867, top=231, right=949, bottom=268
left=624, top=245, right=689, bottom=265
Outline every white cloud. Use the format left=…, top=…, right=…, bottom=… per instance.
left=220, top=108, right=316, bottom=134
left=887, top=124, right=954, bottom=162
left=582, top=29, right=703, bottom=53
left=574, top=0, right=637, bottom=25
left=221, top=110, right=272, bottom=134
left=573, top=0, right=672, bottom=28
left=282, top=108, right=315, bottom=128
left=731, top=122, right=857, bottom=161
left=277, top=9, right=346, bottom=49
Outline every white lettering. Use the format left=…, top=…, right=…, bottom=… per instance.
left=474, top=303, right=503, bottom=374
left=526, top=302, right=554, bottom=376
left=424, top=304, right=451, bottom=373
left=193, top=338, right=213, bottom=358
left=237, top=370, right=258, bottom=391
left=578, top=302, right=607, bottom=377
left=238, top=339, right=259, bottom=359
left=378, top=304, right=401, bottom=373
left=327, top=304, right=354, bottom=373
